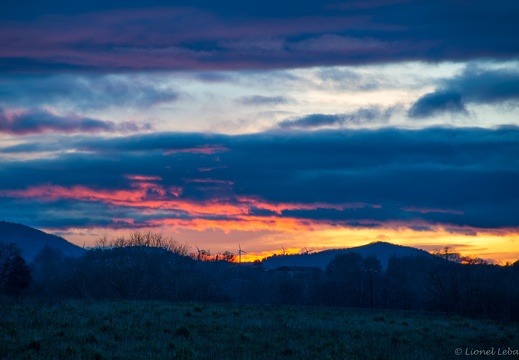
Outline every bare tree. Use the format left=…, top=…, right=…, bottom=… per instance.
left=220, top=251, right=235, bottom=263
left=96, top=230, right=190, bottom=255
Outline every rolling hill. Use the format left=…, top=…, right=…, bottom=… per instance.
left=261, top=241, right=433, bottom=270
left=0, top=221, right=85, bottom=262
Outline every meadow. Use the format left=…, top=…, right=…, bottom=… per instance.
left=1, top=298, right=518, bottom=360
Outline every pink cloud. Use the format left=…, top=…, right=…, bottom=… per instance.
left=124, top=174, right=162, bottom=181
left=401, top=206, right=464, bottom=215
left=237, top=196, right=380, bottom=215
left=0, top=8, right=401, bottom=72
left=0, top=181, right=378, bottom=231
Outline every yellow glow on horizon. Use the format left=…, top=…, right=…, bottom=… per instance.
left=239, top=226, right=519, bottom=264
left=53, top=224, right=519, bottom=265
left=239, top=247, right=302, bottom=263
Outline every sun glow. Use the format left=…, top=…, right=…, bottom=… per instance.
left=55, top=223, right=519, bottom=265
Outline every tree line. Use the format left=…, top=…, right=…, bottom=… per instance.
left=1, top=232, right=519, bottom=321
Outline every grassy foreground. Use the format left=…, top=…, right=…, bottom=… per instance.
left=1, top=298, right=518, bottom=360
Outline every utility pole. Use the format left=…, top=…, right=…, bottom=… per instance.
left=365, top=268, right=376, bottom=309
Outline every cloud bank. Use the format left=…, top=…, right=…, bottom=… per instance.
left=278, top=106, right=399, bottom=129
left=409, top=67, right=519, bottom=118
left=0, top=108, right=151, bottom=135
left=0, top=74, right=180, bottom=110
left=1, top=1, right=518, bottom=73
left=1, top=127, right=518, bottom=232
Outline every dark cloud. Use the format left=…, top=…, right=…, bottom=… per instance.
left=409, top=67, right=519, bottom=118
left=1, top=127, right=518, bottom=230
left=408, top=91, right=467, bottom=118
left=0, top=74, right=180, bottom=110
left=236, top=95, right=292, bottom=106
left=278, top=114, right=343, bottom=129
left=0, top=1, right=517, bottom=72
left=278, top=106, right=399, bottom=129
left=0, top=108, right=151, bottom=135
left=446, top=66, right=519, bottom=104
left=192, top=72, right=235, bottom=82
left=0, top=108, right=112, bottom=134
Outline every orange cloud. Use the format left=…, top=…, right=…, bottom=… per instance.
left=147, top=215, right=316, bottom=233
left=5, top=181, right=519, bottom=265
left=1, top=182, right=376, bottom=222
left=124, top=174, right=162, bottom=181
left=236, top=196, right=380, bottom=215
left=1, top=184, right=251, bottom=216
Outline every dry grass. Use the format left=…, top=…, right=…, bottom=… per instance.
left=1, top=297, right=518, bottom=359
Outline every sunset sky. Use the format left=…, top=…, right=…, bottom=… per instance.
left=1, top=0, right=518, bottom=263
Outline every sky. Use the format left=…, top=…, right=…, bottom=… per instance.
left=1, top=0, right=519, bottom=263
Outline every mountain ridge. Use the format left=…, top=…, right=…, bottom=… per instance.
left=0, top=221, right=85, bottom=262
left=1, top=220, right=435, bottom=269
left=261, top=241, right=433, bottom=270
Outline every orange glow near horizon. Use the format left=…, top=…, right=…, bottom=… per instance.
left=4, top=182, right=519, bottom=265
left=238, top=247, right=303, bottom=263
left=237, top=228, right=519, bottom=264
left=54, top=223, right=519, bottom=265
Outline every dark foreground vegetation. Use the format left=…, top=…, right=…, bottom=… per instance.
left=2, top=231, right=519, bottom=322
left=1, top=297, right=519, bottom=360
left=2, top=231, right=519, bottom=358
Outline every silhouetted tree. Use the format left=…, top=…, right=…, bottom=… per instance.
left=67, top=231, right=227, bottom=301
left=30, top=246, right=77, bottom=297
left=4, top=254, right=31, bottom=296
left=426, top=248, right=493, bottom=316
left=73, top=246, right=197, bottom=300
left=363, top=256, right=382, bottom=273
left=432, top=247, right=463, bottom=263
left=1, top=242, right=23, bottom=293
left=384, top=255, right=437, bottom=310
left=324, top=252, right=366, bottom=307
left=220, top=251, right=235, bottom=262
left=100, top=230, right=191, bottom=255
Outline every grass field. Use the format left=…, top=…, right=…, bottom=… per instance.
left=1, top=298, right=518, bottom=360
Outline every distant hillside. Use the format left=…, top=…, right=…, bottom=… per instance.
left=261, top=241, right=433, bottom=270
left=0, top=221, right=85, bottom=262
